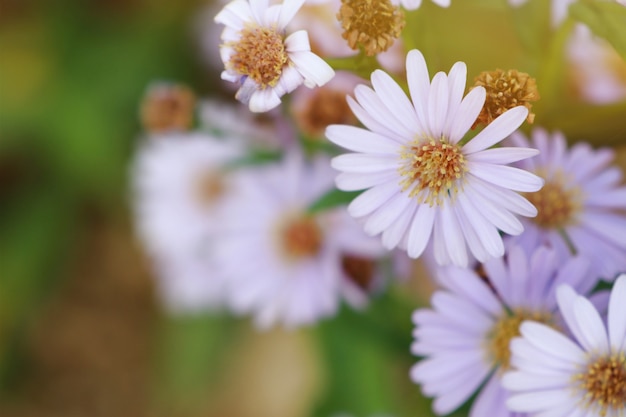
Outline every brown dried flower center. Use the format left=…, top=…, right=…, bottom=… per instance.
left=337, top=0, right=405, bottom=56
left=489, top=310, right=552, bottom=370
left=296, top=89, right=357, bottom=137
left=140, top=84, right=195, bottom=133
left=195, top=171, right=225, bottom=207
left=229, top=26, right=288, bottom=87
left=341, top=254, right=375, bottom=290
left=577, top=354, right=626, bottom=416
left=473, top=69, right=540, bottom=127
left=399, top=139, right=467, bottom=206
left=525, top=179, right=580, bottom=229
left=281, top=216, right=323, bottom=258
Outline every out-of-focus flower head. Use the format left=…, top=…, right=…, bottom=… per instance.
left=507, top=128, right=626, bottom=282
left=327, top=49, right=543, bottom=267
left=131, top=133, right=243, bottom=312
left=214, top=151, right=387, bottom=329
left=567, top=24, right=626, bottom=105
left=411, top=244, right=598, bottom=416
left=508, top=0, right=574, bottom=27
left=214, top=0, right=335, bottom=112
left=503, top=274, right=626, bottom=417
left=291, top=70, right=363, bottom=138
left=140, top=82, right=196, bottom=134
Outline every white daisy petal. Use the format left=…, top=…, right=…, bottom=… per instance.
left=468, top=163, right=544, bottom=192
left=289, top=51, right=335, bottom=87
left=326, top=125, right=400, bottom=154
left=462, top=106, right=529, bottom=154
left=331, top=153, right=399, bottom=173
left=448, top=86, right=485, bottom=144
left=608, top=274, right=626, bottom=352
left=427, top=72, right=450, bottom=136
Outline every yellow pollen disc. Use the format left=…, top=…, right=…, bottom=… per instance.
left=398, top=139, right=467, bottom=206
left=575, top=354, right=626, bottom=416
left=280, top=216, right=323, bottom=259
left=524, top=177, right=581, bottom=229
left=337, top=0, right=405, bottom=56
left=488, top=310, right=552, bottom=370
left=472, top=69, right=540, bottom=128
left=228, top=25, right=288, bottom=88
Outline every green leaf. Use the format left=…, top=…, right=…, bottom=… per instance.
left=307, top=188, right=360, bottom=214
left=569, top=0, right=626, bottom=59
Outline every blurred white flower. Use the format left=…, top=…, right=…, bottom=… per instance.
left=411, top=245, right=597, bottom=416
left=567, top=24, right=626, bottom=104
left=327, top=49, right=543, bottom=267
left=215, top=152, right=386, bottom=329
left=503, top=274, right=626, bottom=417
left=214, top=0, right=334, bottom=112
left=131, top=133, right=243, bottom=312
left=507, top=128, right=626, bottom=282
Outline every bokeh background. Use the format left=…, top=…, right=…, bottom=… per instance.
left=1, top=1, right=625, bottom=416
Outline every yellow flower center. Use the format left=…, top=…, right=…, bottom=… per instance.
left=280, top=216, right=323, bottom=259
left=228, top=25, right=288, bottom=88
left=576, top=354, right=626, bottom=416
left=488, top=310, right=552, bottom=370
left=399, top=139, right=467, bottom=206
left=472, top=69, right=540, bottom=128
left=337, top=0, right=405, bottom=56
left=524, top=176, right=581, bottom=229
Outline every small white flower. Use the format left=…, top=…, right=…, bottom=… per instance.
left=393, top=0, right=450, bottom=11
left=411, top=245, right=598, bottom=416
left=503, top=274, right=626, bottom=417
left=131, top=133, right=243, bottom=312
left=214, top=0, right=335, bottom=112
left=215, top=152, right=386, bottom=329
left=326, top=49, right=543, bottom=267
left=508, top=128, right=626, bottom=282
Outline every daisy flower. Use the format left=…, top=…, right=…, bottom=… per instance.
left=215, top=152, right=386, bottom=329
left=326, top=49, right=543, bottom=267
left=214, top=0, right=335, bottom=112
left=507, top=128, right=626, bottom=281
left=503, top=274, right=626, bottom=417
left=131, top=133, right=243, bottom=312
left=393, top=0, right=450, bottom=11
left=411, top=244, right=595, bottom=416
left=131, top=132, right=243, bottom=258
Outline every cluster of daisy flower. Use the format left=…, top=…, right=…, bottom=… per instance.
left=131, top=0, right=626, bottom=415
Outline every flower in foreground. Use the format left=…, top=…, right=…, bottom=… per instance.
left=326, top=49, right=543, bottom=267
left=508, top=128, right=626, bottom=281
left=215, top=152, right=385, bottom=329
left=214, top=0, right=334, bottom=112
left=411, top=245, right=594, bottom=416
left=503, top=274, right=626, bottom=417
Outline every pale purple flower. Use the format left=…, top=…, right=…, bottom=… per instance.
left=507, top=128, right=626, bottom=282
left=215, top=0, right=334, bottom=112
left=410, top=245, right=595, bottom=416
left=215, top=152, right=386, bottom=329
left=131, top=132, right=244, bottom=312
left=326, top=49, right=543, bottom=267
left=503, top=274, right=626, bottom=417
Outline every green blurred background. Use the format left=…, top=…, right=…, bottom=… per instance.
left=0, top=0, right=625, bottom=416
